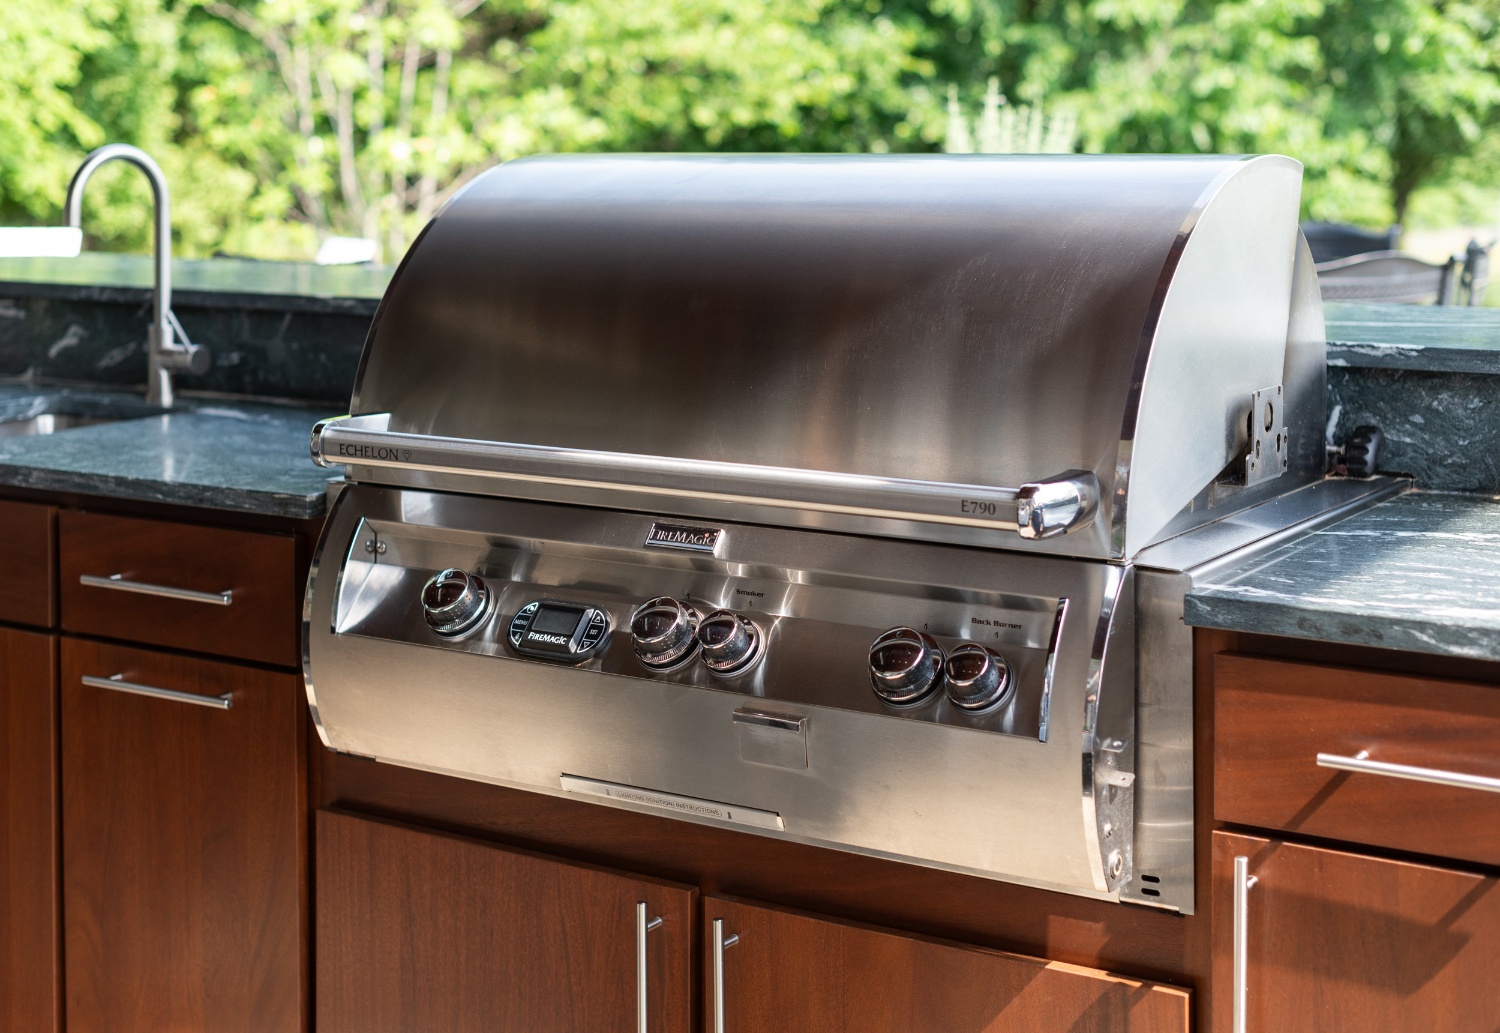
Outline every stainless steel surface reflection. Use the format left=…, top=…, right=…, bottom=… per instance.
left=300, top=153, right=1401, bottom=913
left=305, top=486, right=1133, bottom=899
left=341, top=153, right=1310, bottom=560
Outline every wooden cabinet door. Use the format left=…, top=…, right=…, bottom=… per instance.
left=1212, top=831, right=1500, bottom=1032
left=704, top=896, right=1191, bottom=1033
left=316, top=810, right=696, bottom=1033
left=0, top=628, right=59, bottom=1033
left=61, top=640, right=306, bottom=1033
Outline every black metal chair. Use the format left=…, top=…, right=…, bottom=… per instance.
left=1301, top=221, right=1401, bottom=264
left=1315, top=250, right=1460, bottom=304
left=1315, top=240, right=1492, bottom=305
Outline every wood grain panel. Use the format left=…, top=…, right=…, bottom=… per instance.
left=315, top=810, right=696, bottom=1033
left=706, top=896, right=1191, bottom=1033
left=0, top=627, right=59, bottom=1033
left=59, top=510, right=298, bottom=666
left=1215, top=653, right=1500, bottom=866
left=317, top=748, right=1209, bottom=992
left=0, top=499, right=55, bottom=628
left=61, top=639, right=306, bottom=1033
left=1211, top=831, right=1500, bottom=1033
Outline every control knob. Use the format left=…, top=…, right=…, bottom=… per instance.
left=629, top=597, right=702, bottom=671
left=943, top=644, right=1014, bottom=712
left=420, top=568, right=491, bottom=636
left=868, top=627, right=943, bottom=706
left=696, top=609, right=763, bottom=675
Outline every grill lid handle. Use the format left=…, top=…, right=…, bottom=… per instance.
left=311, top=414, right=1099, bottom=541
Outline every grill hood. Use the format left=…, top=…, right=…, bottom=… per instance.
left=320, top=153, right=1324, bottom=561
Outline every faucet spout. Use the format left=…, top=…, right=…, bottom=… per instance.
left=65, top=145, right=209, bottom=408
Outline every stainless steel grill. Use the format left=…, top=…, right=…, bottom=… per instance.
left=304, top=154, right=1397, bottom=911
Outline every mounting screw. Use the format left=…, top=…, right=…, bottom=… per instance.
left=1108, top=850, right=1124, bottom=879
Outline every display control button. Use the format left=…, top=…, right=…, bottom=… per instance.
left=944, top=644, right=1014, bottom=712
left=507, top=601, right=539, bottom=647
left=868, top=627, right=943, bottom=707
left=508, top=600, right=610, bottom=663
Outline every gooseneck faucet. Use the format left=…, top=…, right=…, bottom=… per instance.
left=66, top=145, right=209, bottom=408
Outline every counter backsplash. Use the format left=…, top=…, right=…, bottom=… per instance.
left=1, top=264, right=1497, bottom=496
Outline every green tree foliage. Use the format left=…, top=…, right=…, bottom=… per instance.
left=931, top=0, right=1500, bottom=225
left=1, top=0, right=1496, bottom=259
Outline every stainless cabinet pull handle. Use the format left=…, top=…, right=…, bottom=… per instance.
left=1232, top=855, right=1257, bottom=1033
left=711, top=918, right=740, bottom=1033
left=82, top=673, right=232, bottom=710
left=636, top=902, right=663, bottom=1033
left=80, top=573, right=233, bottom=606
left=1317, top=751, right=1500, bottom=794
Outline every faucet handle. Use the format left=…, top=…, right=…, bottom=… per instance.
left=160, top=309, right=211, bottom=375
left=172, top=342, right=211, bottom=375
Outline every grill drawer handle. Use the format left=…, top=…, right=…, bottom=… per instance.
left=636, top=903, right=663, bottom=1033
left=82, top=673, right=233, bottom=710
left=1316, top=751, right=1500, bottom=794
left=311, top=413, right=1099, bottom=541
left=80, top=573, right=233, bottom=607
left=1232, top=855, right=1257, bottom=1033
left=711, top=918, right=740, bottom=1033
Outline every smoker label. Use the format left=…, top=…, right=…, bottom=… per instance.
left=644, top=522, right=723, bottom=553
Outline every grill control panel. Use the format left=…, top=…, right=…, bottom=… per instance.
left=508, top=599, right=611, bottom=662
left=333, top=514, right=1067, bottom=741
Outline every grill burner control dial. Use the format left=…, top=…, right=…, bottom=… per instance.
left=695, top=609, right=763, bottom=676
left=868, top=628, right=944, bottom=706
left=420, top=568, right=492, bottom=636
left=943, top=644, right=1015, bottom=712
left=508, top=600, right=611, bottom=663
left=629, top=597, right=702, bottom=671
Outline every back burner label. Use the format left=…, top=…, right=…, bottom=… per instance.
left=644, top=522, right=723, bottom=553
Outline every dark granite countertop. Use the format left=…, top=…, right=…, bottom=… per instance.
left=0, top=384, right=339, bottom=519
left=1185, top=491, right=1500, bottom=661
left=1326, top=302, right=1500, bottom=374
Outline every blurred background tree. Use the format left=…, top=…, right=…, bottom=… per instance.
left=1, top=0, right=1495, bottom=261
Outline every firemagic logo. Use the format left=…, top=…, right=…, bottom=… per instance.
left=644, top=522, right=723, bottom=554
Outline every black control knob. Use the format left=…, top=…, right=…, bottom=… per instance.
left=944, top=644, right=1014, bottom=712
left=868, top=628, right=943, bottom=707
left=420, top=568, right=491, bottom=636
left=1345, top=425, right=1384, bottom=478
left=630, top=597, right=702, bottom=671
left=696, top=609, right=762, bottom=675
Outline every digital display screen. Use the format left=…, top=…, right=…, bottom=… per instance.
left=530, top=604, right=585, bottom=638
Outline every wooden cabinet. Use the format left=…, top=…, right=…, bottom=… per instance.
left=703, top=896, right=1191, bottom=1033
left=315, top=810, right=696, bottom=1033
left=60, top=639, right=306, bottom=1033
left=1215, top=653, right=1500, bottom=867
left=1212, top=831, right=1500, bottom=1032
left=0, top=627, right=60, bottom=1033
left=0, top=499, right=55, bottom=627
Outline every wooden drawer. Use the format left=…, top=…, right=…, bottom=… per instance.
left=1212, top=831, right=1500, bottom=1032
left=705, top=896, right=1190, bottom=1033
left=0, top=499, right=55, bottom=628
left=1215, top=653, right=1500, bottom=866
left=60, top=511, right=298, bottom=666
